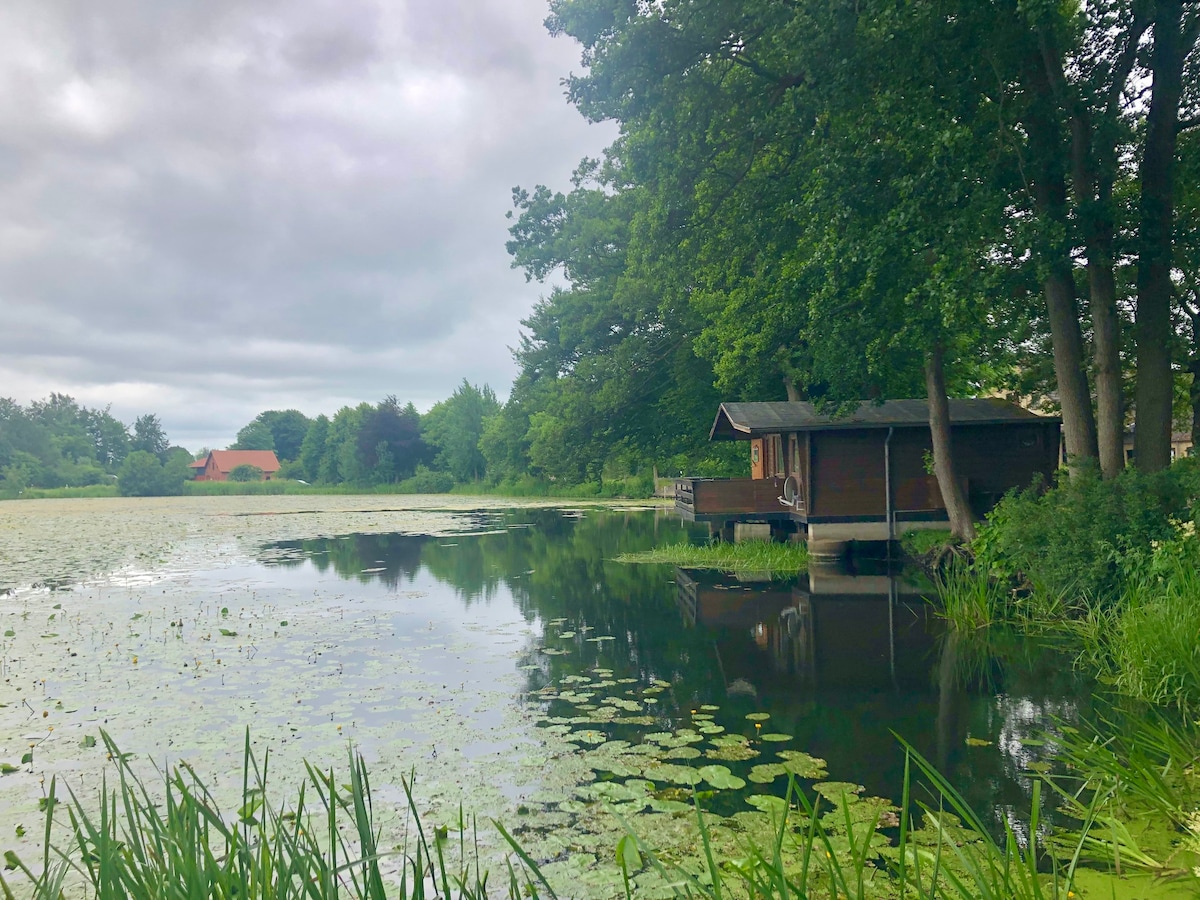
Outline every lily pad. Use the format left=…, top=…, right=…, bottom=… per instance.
left=745, top=794, right=788, bottom=815
left=698, top=765, right=745, bottom=790
left=745, top=712, right=771, bottom=722
left=813, top=781, right=865, bottom=802
left=760, top=733, right=793, bottom=743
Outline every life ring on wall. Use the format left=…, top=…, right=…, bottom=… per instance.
left=782, top=475, right=800, bottom=504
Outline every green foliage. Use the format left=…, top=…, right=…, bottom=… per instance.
left=3, top=731, right=513, bottom=900
left=231, top=419, right=275, bottom=451
left=396, top=466, right=454, bottom=494
left=615, top=541, right=808, bottom=575
left=423, top=380, right=500, bottom=482
left=131, top=413, right=169, bottom=459
left=1077, top=525, right=1200, bottom=713
left=0, top=395, right=148, bottom=492
left=976, top=460, right=1200, bottom=607
left=117, top=451, right=185, bottom=497
left=254, top=409, right=310, bottom=461
left=228, top=464, right=265, bottom=482
left=899, top=529, right=956, bottom=559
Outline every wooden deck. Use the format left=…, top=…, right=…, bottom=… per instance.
left=674, top=477, right=800, bottom=521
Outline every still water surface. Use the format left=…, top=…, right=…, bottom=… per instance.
left=255, top=508, right=1093, bottom=830
left=0, top=503, right=1094, bottom=874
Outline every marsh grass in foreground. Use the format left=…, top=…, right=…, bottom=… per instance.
left=3, top=728, right=1147, bottom=900
left=614, top=541, right=807, bottom=575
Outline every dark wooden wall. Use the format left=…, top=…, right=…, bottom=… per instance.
left=795, top=421, right=1058, bottom=519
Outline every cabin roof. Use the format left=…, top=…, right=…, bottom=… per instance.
left=198, top=449, right=282, bottom=473
left=709, top=399, right=1059, bottom=440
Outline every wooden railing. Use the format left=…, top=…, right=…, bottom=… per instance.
left=674, top=477, right=802, bottom=518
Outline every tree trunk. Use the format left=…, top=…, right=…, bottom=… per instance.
left=1044, top=266, right=1099, bottom=469
left=925, top=345, right=975, bottom=542
left=1020, top=51, right=1099, bottom=471
left=1090, top=261, right=1125, bottom=477
left=783, top=377, right=801, bottom=402
left=1186, top=299, right=1200, bottom=453
left=1134, top=0, right=1193, bottom=472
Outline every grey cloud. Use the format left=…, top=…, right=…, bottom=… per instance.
left=0, top=0, right=612, bottom=447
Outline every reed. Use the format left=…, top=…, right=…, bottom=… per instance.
left=0, top=730, right=523, bottom=900
left=0, top=731, right=1141, bottom=900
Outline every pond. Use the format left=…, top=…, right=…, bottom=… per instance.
left=0, top=497, right=1096, bottom=894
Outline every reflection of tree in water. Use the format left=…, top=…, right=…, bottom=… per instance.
left=255, top=510, right=1097, bottom=839
left=262, top=533, right=430, bottom=590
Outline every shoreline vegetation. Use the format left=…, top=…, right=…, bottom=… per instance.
left=0, top=475, right=667, bottom=502
left=614, top=541, right=808, bottom=575
left=6, top=727, right=1181, bottom=900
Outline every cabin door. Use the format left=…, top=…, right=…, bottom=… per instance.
left=750, top=439, right=765, bottom=479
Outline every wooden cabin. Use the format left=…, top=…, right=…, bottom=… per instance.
left=190, top=449, right=282, bottom=482
left=676, top=399, right=1060, bottom=542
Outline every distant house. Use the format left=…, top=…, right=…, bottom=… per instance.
left=676, top=399, right=1060, bottom=543
left=190, top=450, right=282, bottom=482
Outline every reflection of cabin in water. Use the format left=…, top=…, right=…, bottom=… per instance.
left=675, top=399, right=1060, bottom=543
left=675, top=567, right=939, bottom=692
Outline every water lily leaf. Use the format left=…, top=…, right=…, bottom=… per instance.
left=698, top=765, right=745, bottom=790
left=0, top=764, right=18, bottom=775
left=613, top=716, right=657, bottom=726
left=745, top=712, right=771, bottom=722
left=1025, top=761, right=1052, bottom=774
left=813, top=781, right=865, bottom=802
left=776, top=751, right=827, bottom=779
left=647, top=797, right=691, bottom=814
left=645, top=732, right=674, bottom=744
left=748, top=763, right=787, bottom=783
left=709, top=733, right=749, bottom=746
left=700, top=704, right=720, bottom=711
left=218, top=628, right=237, bottom=637
left=662, top=747, right=701, bottom=760
left=616, top=834, right=642, bottom=871
left=573, top=730, right=607, bottom=745
left=760, top=733, right=793, bottom=742
left=643, top=763, right=703, bottom=786
left=559, top=631, right=576, bottom=639
left=80, top=735, right=97, bottom=749
left=965, top=737, right=991, bottom=747
left=705, top=744, right=759, bottom=762
left=559, top=799, right=590, bottom=814
left=697, top=724, right=725, bottom=735
left=746, top=794, right=788, bottom=814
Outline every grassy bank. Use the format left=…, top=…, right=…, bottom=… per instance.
left=615, top=540, right=807, bottom=575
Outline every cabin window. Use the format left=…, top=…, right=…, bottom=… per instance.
left=768, top=434, right=784, bottom=477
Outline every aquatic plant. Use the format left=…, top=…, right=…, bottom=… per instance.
left=1074, top=526, right=1200, bottom=713
left=1, top=723, right=1165, bottom=900
left=614, top=541, right=808, bottom=575
left=2, top=731, right=512, bottom=900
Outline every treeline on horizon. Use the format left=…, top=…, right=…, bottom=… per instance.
left=0, top=377, right=706, bottom=498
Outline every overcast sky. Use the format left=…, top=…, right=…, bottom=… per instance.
left=0, top=0, right=614, bottom=450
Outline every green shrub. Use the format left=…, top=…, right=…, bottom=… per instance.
left=1077, top=526, right=1200, bottom=713
left=396, top=466, right=455, bottom=493
left=228, top=463, right=265, bottom=482
left=117, top=451, right=185, bottom=497
left=975, top=459, right=1200, bottom=608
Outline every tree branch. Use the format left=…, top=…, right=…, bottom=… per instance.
left=1106, top=5, right=1153, bottom=120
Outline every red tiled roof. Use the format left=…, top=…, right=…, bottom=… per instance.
left=205, top=450, right=281, bottom=474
